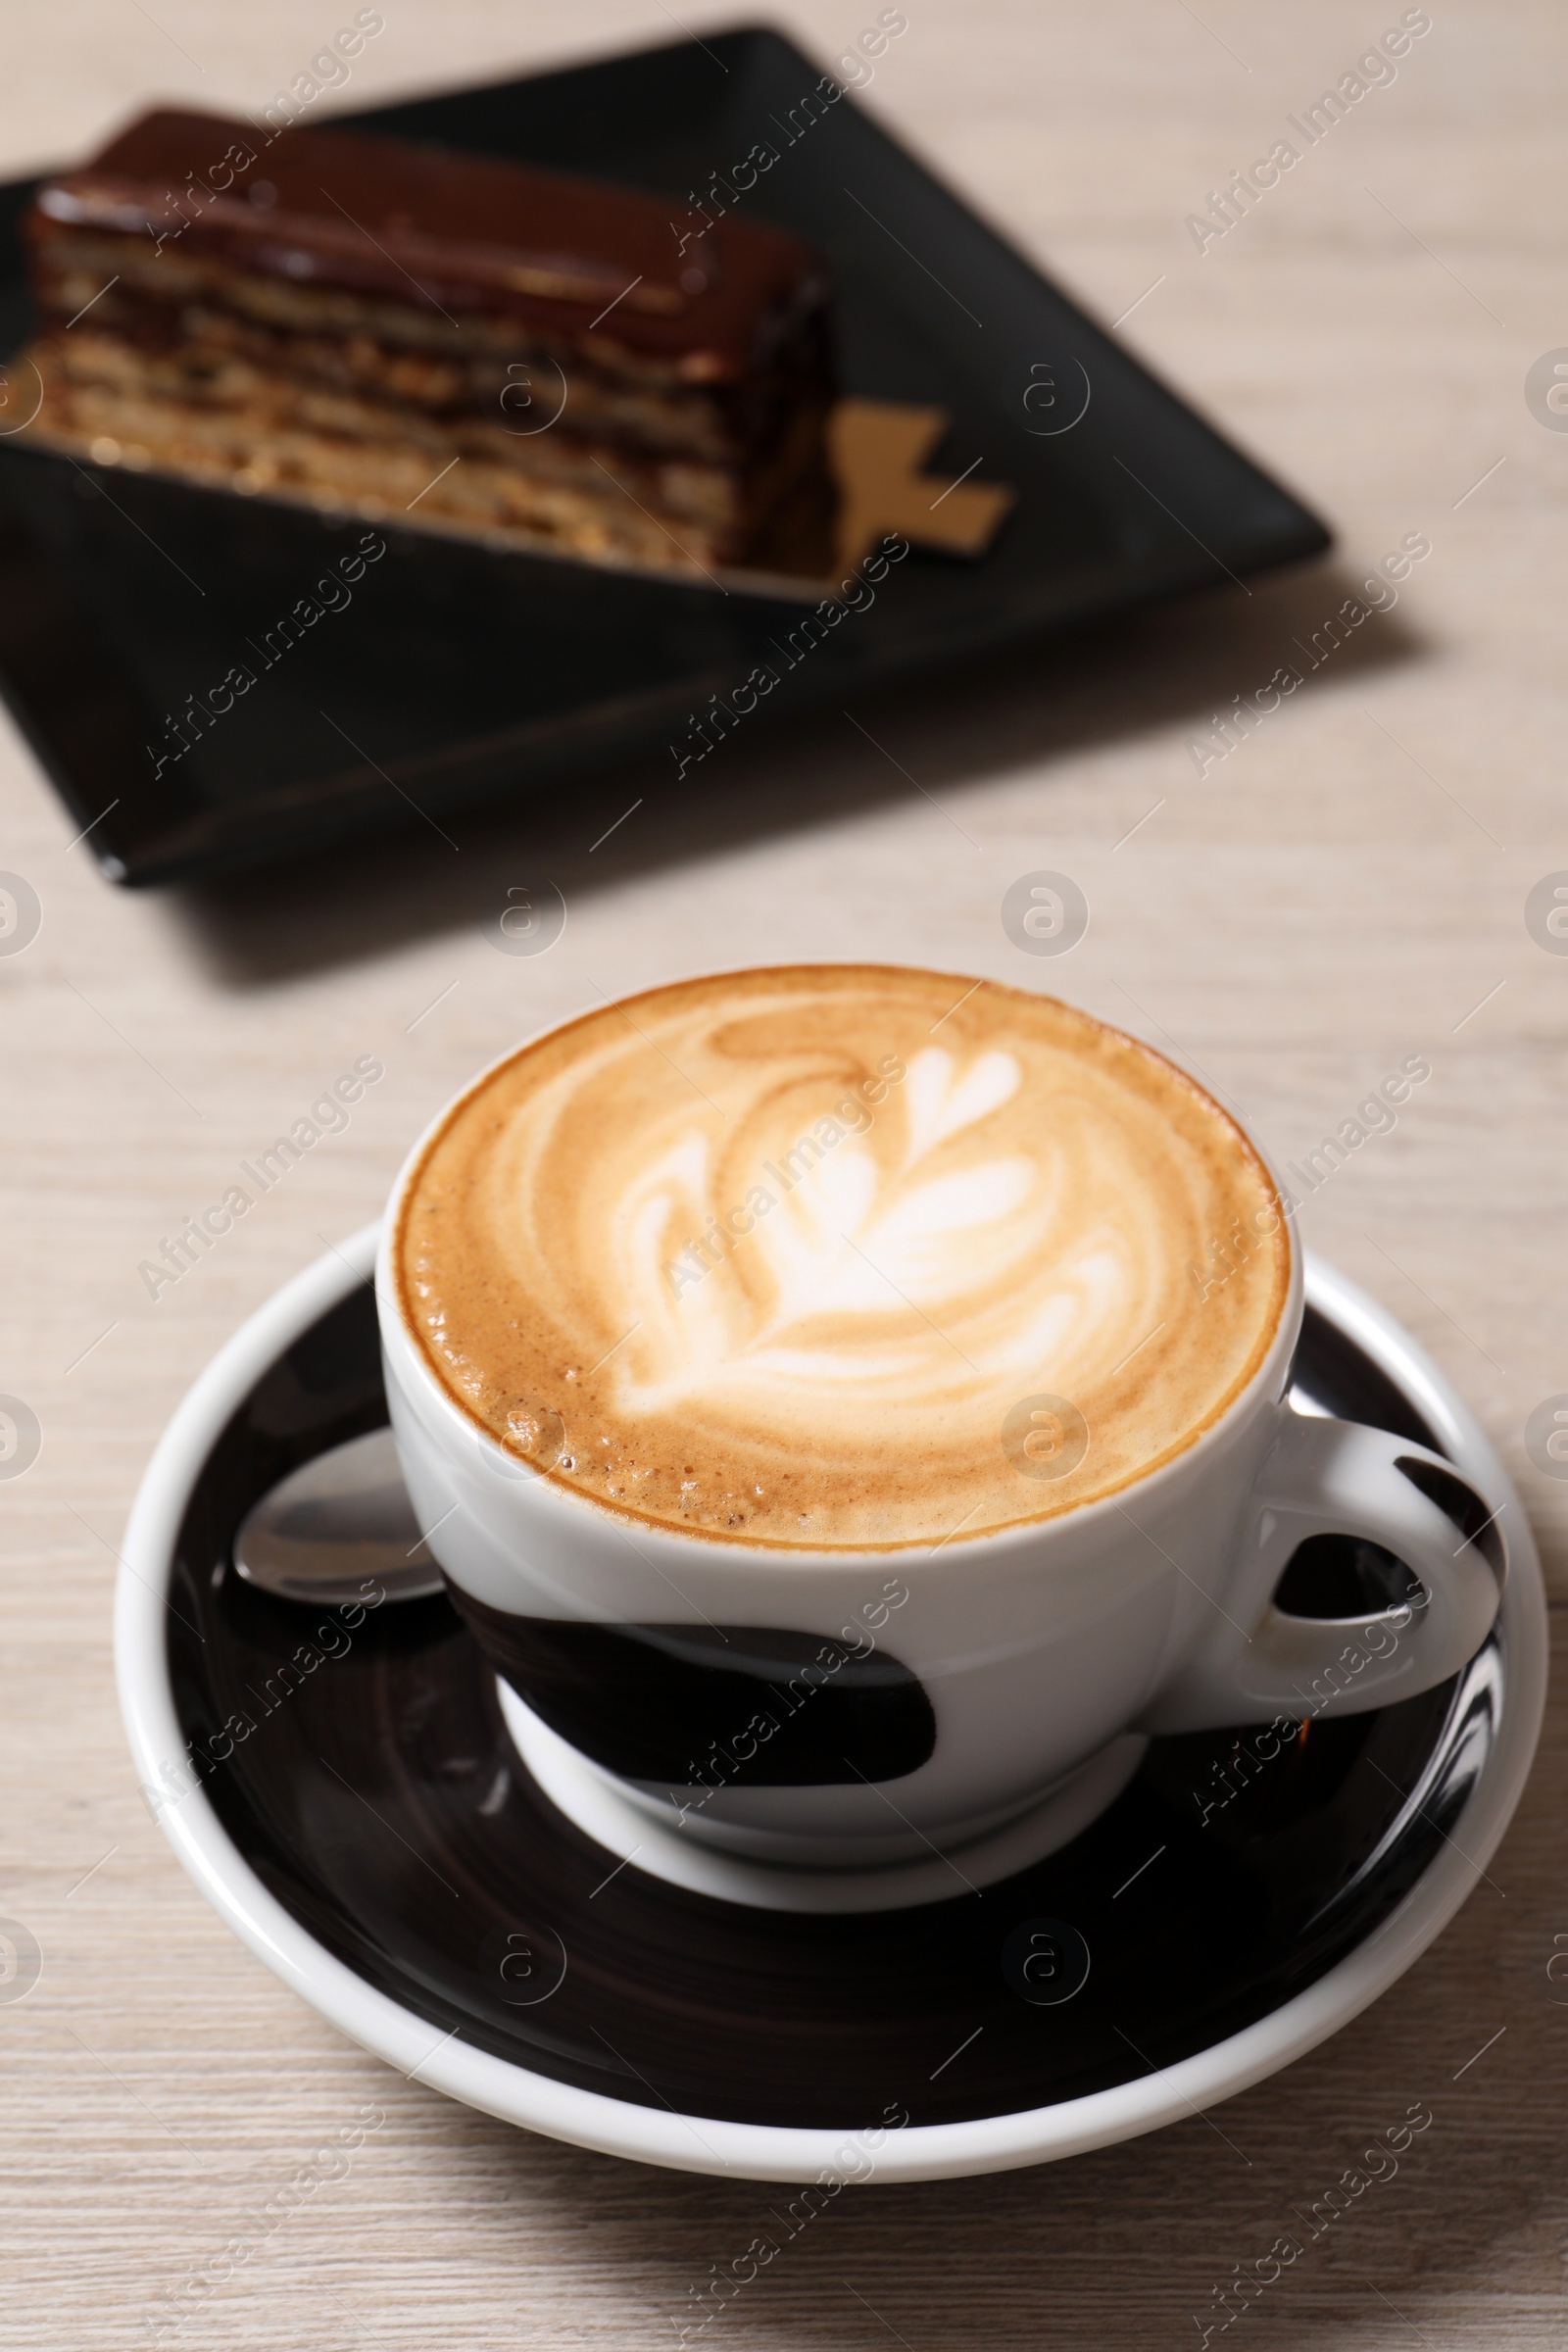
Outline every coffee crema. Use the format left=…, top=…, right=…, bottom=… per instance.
left=394, top=967, right=1291, bottom=1547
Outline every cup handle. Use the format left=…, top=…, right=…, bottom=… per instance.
left=1138, top=1413, right=1503, bottom=1736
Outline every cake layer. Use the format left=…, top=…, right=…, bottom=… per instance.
left=22, top=109, right=839, bottom=574
left=29, top=225, right=832, bottom=466
left=31, top=111, right=829, bottom=381
left=32, top=335, right=832, bottom=568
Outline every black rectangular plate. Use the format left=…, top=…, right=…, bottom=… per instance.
left=0, top=26, right=1329, bottom=884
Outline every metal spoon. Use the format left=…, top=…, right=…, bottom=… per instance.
left=232, top=1426, right=445, bottom=1605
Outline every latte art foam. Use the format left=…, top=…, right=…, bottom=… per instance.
left=396, top=967, right=1291, bottom=1547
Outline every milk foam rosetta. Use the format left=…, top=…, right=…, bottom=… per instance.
left=395, top=967, right=1291, bottom=1547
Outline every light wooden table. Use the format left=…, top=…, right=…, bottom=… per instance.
left=4, top=2, right=1565, bottom=2343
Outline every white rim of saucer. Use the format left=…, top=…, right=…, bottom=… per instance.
left=115, top=1224, right=1547, bottom=2185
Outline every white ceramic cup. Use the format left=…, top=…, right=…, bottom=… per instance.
left=376, top=1063, right=1501, bottom=1877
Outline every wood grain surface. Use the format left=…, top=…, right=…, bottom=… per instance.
left=3, top=2, right=1566, bottom=2344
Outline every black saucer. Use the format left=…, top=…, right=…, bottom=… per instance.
left=162, top=1280, right=1503, bottom=2134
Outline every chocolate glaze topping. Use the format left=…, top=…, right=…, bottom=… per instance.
left=29, top=109, right=829, bottom=382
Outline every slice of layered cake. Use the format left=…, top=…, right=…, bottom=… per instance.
left=20, top=108, right=839, bottom=577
